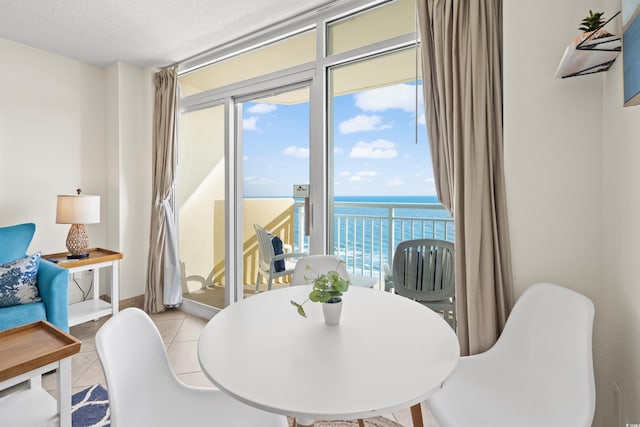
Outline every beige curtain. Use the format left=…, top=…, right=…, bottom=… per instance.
left=144, top=67, right=181, bottom=314
left=417, top=0, right=513, bottom=355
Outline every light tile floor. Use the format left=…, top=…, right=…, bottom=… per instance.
left=43, top=309, right=439, bottom=427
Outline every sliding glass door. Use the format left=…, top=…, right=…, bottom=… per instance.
left=328, top=46, right=432, bottom=281
left=238, top=85, right=311, bottom=294
left=176, top=0, right=433, bottom=313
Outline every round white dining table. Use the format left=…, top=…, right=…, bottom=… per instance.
left=198, top=285, right=459, bottom=426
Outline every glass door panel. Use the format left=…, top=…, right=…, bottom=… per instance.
left=328, top=47, right=432, bottom=284
left=239, top=86, right=310, bottom=294
left=177, top=104, right=227, bottom=309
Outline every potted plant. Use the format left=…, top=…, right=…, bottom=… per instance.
left=290, top=262, right=350, bottom=325
left=573, top=10, right=612, bottom=45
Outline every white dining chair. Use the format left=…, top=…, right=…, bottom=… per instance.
left=95, top=308, right=289, bottom=427
left=290, top=254, right=350, bottom=286
left=426, top=282, right=595, bottom=427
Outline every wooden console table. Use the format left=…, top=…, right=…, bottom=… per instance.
left=43, top=248, right=123, bottom=327
left=0, top=321, right=81, bottom=426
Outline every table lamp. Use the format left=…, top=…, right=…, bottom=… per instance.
left=56, top=189, right=100, bottom=259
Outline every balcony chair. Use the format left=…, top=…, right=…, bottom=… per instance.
left=179, top=260, right=215, bottom=294
left=392, top=239, right=456, bottom=329
left=0, top=223, right=69, bottom=332
left=426, top=282, right=595, bottom=427
left=254, top=224, right=306, bottom=292
left=95, top=307, right=289, bottom=427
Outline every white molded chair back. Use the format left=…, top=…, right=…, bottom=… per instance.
left=392, top=239, right=456, bottom=328
left=427, top=282, right=595, bottom=427
left=255, top=224, right=276, bottom=274
left=95, top=308, right=287, bottom=427
left=290, top=255, right=350, bottom=286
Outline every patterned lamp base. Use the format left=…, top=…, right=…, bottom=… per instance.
left=66, top=224, right=90, bottom=258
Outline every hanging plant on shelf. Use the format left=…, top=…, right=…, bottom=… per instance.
left=579, top=10, right=606, bottom=32
left=574, top=10, right=612, bottom=44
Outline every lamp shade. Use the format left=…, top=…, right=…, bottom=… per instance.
left=56, top=195, right=100, bottom=224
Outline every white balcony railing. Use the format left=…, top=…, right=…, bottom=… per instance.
left=295, top=201, right=454, bottom=280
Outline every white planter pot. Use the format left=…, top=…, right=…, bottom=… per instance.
left=322, top=299, right=343, bottom=325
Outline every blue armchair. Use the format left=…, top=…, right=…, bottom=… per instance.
left=0, top=223, right=70, bottom=332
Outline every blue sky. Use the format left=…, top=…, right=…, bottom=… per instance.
left=242, top=82, right=435, bottom=197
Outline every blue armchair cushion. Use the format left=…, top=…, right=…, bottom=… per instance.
left=0, top=223, right=70, bottom=332
left=0, top=252, right=42, bottom=308
left=0, top=223, right=35, bottom=264
left=269, top=234, right=285, bottom=272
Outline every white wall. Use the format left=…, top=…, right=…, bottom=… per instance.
left=105, top=62, right=154, bottom=300
left=0, top=38, right=152, bottom=304
left=0, top=38, right=107, bottom=303
left=505, top=0, right=640, bottom=425
left=601, top=0, right=640, bottom=422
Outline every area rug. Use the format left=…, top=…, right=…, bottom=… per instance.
left=71, top=384, right=403, bottom=427
left=72, top=384, right=110, bottom=426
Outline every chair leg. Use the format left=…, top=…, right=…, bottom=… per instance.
left=256, top=273, right=262, bottom=292
left=267, top=274, right=273, bottom=291
left=357, top=419, right=366, bottom=427
left=410, top=403, right=424, bottom=427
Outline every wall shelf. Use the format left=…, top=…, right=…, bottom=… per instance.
left=555, top=11, right=621, bottom=78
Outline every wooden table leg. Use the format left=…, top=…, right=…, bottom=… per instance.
left=410, top=403, right=424, bottom=427
left=358, top=419, right=366, bottom=427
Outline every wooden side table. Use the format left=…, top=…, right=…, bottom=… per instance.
left=43, top=248, right=124, bottom=327
left=0, top=321, right=81, bottom=427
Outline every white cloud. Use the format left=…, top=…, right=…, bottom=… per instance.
left=338, top=114, right=392, bottom=134
left=349, top=139, right=398, bottom=159
left=387, top=178, right=404, bottom=186
left=339, top=171, right=351, bottom=176
left=248, top=103, right=277, bottom=114
left=355, top=83, right=424, bottom=113
left=283, top=146, right=309, bottom=158
left=349, top=171, right=378, bottom=182
left=334, top=147, right=344, bottom=155
left=244, top=176, right=274, bottom=184
left=243, top=116, right=259, bottom=131
left=243, top=155, right=249, bottom=161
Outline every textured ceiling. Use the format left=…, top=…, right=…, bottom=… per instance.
left=0, top=0, right=335, bottom=67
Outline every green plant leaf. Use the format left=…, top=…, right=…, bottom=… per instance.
left=309, top=289, right=331, bottom=302
left=290, top=300, right=307, bottom=318
left=579, top=10, right=605, bottom=32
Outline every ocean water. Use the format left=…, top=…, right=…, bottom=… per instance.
left=294, top=195, right=454, bottom=277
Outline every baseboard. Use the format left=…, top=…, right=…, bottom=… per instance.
left=180, top=298, right=218, bottom=320
left=99, top=294, right=144, bottom=310
left=98, top=294, right=216, bottom=320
